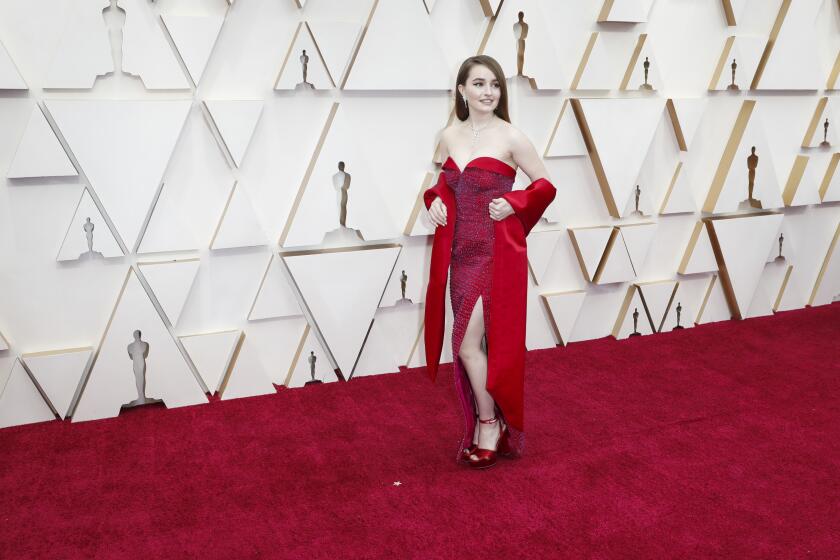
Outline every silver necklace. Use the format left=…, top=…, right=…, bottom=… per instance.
left=468, top=117, right=493, bottom=144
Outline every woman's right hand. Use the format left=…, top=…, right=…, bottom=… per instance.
left=428, top=196, right=448, bottom=227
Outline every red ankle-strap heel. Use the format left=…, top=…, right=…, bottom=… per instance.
left=467, top=416, right=507, bottom=469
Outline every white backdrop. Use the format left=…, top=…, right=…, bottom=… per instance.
left=0, top=0, right=838, bottom=427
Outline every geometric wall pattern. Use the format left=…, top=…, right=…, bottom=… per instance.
left=0, top=0, right=838, bottom=428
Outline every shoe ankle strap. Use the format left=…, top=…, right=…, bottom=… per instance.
left=478, top=416, right=498, bottom=424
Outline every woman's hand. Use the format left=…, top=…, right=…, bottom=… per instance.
left=489, top=198, right=514, bottom=221
left=428, top=196, right=447, bottom=227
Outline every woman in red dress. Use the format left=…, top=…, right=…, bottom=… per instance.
left=424, top=55, right=556, bottom=469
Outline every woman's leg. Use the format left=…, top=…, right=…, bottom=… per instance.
left=458, top=295, right=500, bottom=451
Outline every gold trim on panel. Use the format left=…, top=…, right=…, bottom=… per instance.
left=476, top=2, right=499, bottom=54
left=539, top=289, right=586, bottom=346
left=283, top=324, right=310, bottom=387
left=569, top=99, right=619, bottom=217
left=801, top=97, right=828, bottom=147
left=274, top=21, right=305, bottom=89
left=209, top=181, right=238, bottom=249
left=544, top=99, right=569, bottom=158
left=703, top=100, right=755, bottom=213
left=278, top=102, right=339, bottom=247
left=305, top=22, right=337, bottom=87
left=280, top=242, right=400, bottom=258
left=404, top=172, right=434, bottom=235
left=773, top=265, right=793, bottom=311
left=781, top=155, right=809, bottom=206
left=478, top=0, right=499, bottom=18
left=619, top=34, right=647, bottom=91
left=820, top=153, right=839, bottom=200
left=339, top=0, right=380, bottom=89
left=708, top=36, right=735, bottom=91
left=634, top=284, right=658, bottom=333
left=695, top=274, right=717, bottom=323
left=405, top=317, right=425, bottom=366
left=247, top=254, right=276, bottom=320
left=721, top=0, right=737, bottom=26
left=659, top=161, right=684, bottom=214
left=567, top=226, right=611, bottom=283
left=570, top=33, right=598, bottom=91
left=665, top=99, right=687, bottom=151
left=678, top=221, right=704, bottom=274
left=750, top=0, right=792, bottom=90
left=597, top=0, right=615, bottom=22
left=217, top=331, right=246, bottom=396
left=828, top=49, right=840, bottom=90
left=610, top=284, right=637, bottom=338
left=808, top=223, right=840, bottom=305
left=592, top=227, right=621, bottom=284
left=22, top=347, right=93, bottom=359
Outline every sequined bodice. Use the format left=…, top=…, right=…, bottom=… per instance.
left=442, top=159, right=516, bottom=224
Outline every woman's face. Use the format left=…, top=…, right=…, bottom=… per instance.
left=459, top=64, right=500, bottom=116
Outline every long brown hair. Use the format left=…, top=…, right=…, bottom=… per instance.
left=454, top=55, right=510, bottom=123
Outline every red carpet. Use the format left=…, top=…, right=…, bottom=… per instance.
left=1, top=304, right=839, bottom=559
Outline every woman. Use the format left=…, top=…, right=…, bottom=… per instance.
left=423, top=55, right=556, bottom=469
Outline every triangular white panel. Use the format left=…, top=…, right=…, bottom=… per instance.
left=483, top=0, right=566, bottom=89
left=709, top=35, right=766, bottom=91
left=287, top=326, right=339, bottom=388
left=572, top=32, right=629, bottom=90
left=621, top=183, right=655, bottom=218
left=353, top=303, right=423, bottom=377
left=802, top=98, right=838, bottom=148
left=243, top=317, right=308, bottom=385
left=137, top=182, right=199, bottom=254
left=765, top=218, right=794, bottom=264
left=220, top=333, right=276, bottom=400
left=612, top=287, right=654, bottom=339
left=249, top=255, right=303, bottom=320
left=138, top=259, right=200, bottom=326
left=23, top=348, right=92, bottom=419
left=705, top=101, right=782, bottom=213
left=637, top=281, right=677, bottom=332
left=204, top=100, right=263, bottom=168
left=284, top=105, right=395, bottom=246
left=275, top=22, right=334, bottom=90
left=820, top=154, right=840, bottom=202
left=210, top=182, right=267, bottom=250
left=576, top=98, right=666, bottom=217
left=43, top=1, right=111, bottom=89
left=782, top=156, right=821, bottom=208
left=0, top=359, right=55, bottom=429
left=160, top=14, right=224, bottom=87
left=306, top=21, right=361, bottom=87
left=745, top=260, right=788, bottom=319
left=526, top=230, right=562, bottom=285
left=596, top=233, right=635, bottom=285
left=810, top=224, right=840, bottom=307
left=343, top=0, right=450, bottom=89
left=0, top=39, right=26, bottom=89
left=73, top=269, right=206, bottom=422
left=7, top=105, right=76, bottom=179
left=661, top=275, right=709, bottom=331
left=180, top=330, right=240, bottom=394
left=619, top=223, right=657, bottom=276
left=542, top=290, right=586, bottom=346
left=0, top=331, right=8, bottom=351
left=381, top=236, right=431, bottom=306
left=120, top=0, right=190, bottom=89
left=754, top=0, right=823, bottom=90
left=668, top=98, right=707, bottom=151
left=620, top=35, right=664, bottom=91
left=545, top=100, right=587, bottom=157
left=709, top=213, right=785, bottom=317
left=525, top=272, right=556, bottom=350
left=284, top=246, right=400, bottom=376
left=47, top=99, right=191, bottom=250
left=678, top=222, right=717, bottom=275
left=57, top=188, right=124, bottom=261
left=599, top=0, right=655, bottom=22
left=696, top=275, right=731, bottom=324
left=659, top=162, right=696, bottom=215
left=568, top=226, right=613, bottom=283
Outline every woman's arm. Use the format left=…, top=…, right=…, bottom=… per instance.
left=509, top=126, right=550, bottom=183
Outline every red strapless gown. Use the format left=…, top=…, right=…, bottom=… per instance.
left=424, top=156, right=556, bottom=463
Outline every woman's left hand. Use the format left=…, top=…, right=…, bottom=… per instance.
left=489, top=198, right=514, bottom=221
